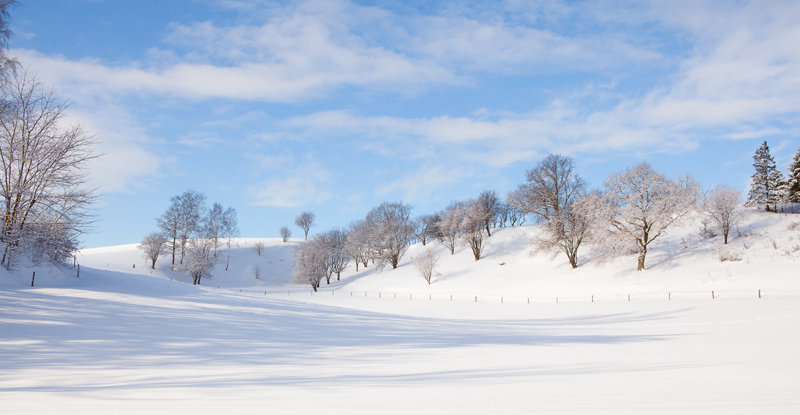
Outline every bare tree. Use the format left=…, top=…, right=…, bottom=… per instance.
left=178, top=238, right=217, bottom=285
left=295, top=211, right=316, bottom=239
left=412, top=213, right=439, bottom=246
left=253, top=265, right=261, bottom=280
left=476, top=190, right=501, bottom=236
left=157, top=202, right=181, bottom=266
left=292, top=239, right=326, bottom=292
left=203, top=202, right=224, bottom=257
left=507, top=154, right=585, bottom=221
left=438, top=201, right=466, bottom=254
left=138, top=232, right=167, bottom=269
left=317, top=228, right=349, bottom=283
left=279, top=226, right=292, bottom=242
left=704, top=185, right=745, bottom=244
left=253, top=241, right=264, bottom=256
left=172, top=190, right=206, bottom=264
left=531, top=203, right=592, bottom=268
left=366, top=201, right=414, bottom=270
left=412, top=246, right=440, bottom=284
left=0, top=70, right=97, bottom=269
left=460, top=200, right=487, bottom=261
left=0, top=1, right=19, bottom=84
left=221, top=207, right=239, bottom=271
left=585, top=162, right=701, bottom=271
left=345, top=219, right=372, bottom=271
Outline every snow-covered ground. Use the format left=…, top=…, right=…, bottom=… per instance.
left=1, top=210, right=798, bottom=413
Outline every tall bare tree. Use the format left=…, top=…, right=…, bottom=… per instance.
left=279, top=226, right=291, bottom=242
left=0, top=71, right=96, bottom=269
left=366, top=201, right=413, bottom=270
left=460, top=200, right=487, bottom=261
left=476, top=190, right=501, bottom=236
left=295, top=211, right=315, bottom=239
left=222, top=207, right=239, bottom=270
left=176, top=190, right=206, bottom=264
left=178, top=237, right=217, bottom=285
left=138, top=232, right=167, bottom=269
left=507, top=154, right=585, bottom=221
left=203, top=202, right=224, bottom=258
left=412, top=246, right=440, bottom=284
left=704, top=185, right=745, bottom=244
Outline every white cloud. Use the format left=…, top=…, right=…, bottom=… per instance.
left=247, top=155, right=334, bottom=207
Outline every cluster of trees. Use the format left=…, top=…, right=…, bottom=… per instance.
left=746, top=141, right=800, bottom=213
left=139, top=190, right=239, bottom=285
left=293, top=142, right=797, bottom=288
left=0, top=1, right=97, bottom=270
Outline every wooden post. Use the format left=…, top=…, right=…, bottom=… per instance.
left=592, top=295, right=593, bottom=303
left=350, top=292, right=352, bottom=296
left=712, top=290, right=715, bottom=299
left=77, top=265, right=80, bottom=278
left=474, top=295, right=477, bottom=302
left=265, top=291, right=266, bottom=295
left=394, top=293, right=396, bottom=298
left=379, top=292, right=381, bottom=298
left=758, top=289, right=761, bottom=298
left=332, top=290, right=335, bottom=295
left=669, top=292, right=671, bottom=300
left=527, top=297, right=529, bottom=304
left=501, top=296, right=503, bottom=304
left=365, top=291, right=367, bottom=297
left=451, top=294, right=453, bottom=301
left=31, top=271, right=35, bottom=287
left=628, top=294, right=630, bottom=302
left=556, top=297, right=558, bottom=304
left=429, top=294, right=431, bottom=300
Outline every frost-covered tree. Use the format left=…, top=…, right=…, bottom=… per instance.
left=366, top=201, right=413, bottom=270
left=278, top=226, right=291, bottom=242
left=746, top=141, right=778, bottom=211
left=345, top=219, right=372, bottom=271
left=138, top=232, right=167, bottom=269
left=292, top=239, right=326, bottom=292
left=157, top=202, right=181, bottom=266
left=587, top=162, right=701, bottom=271
left=253, top=241, right=264, bottom=256
left=412, top=246, right=440, bottom=284
left=476, top=190, right=501, bottom=236
left=0, top=71, right=97, bottom=269
left=507, top=154, right=586, bottom=221
left=438, top=201, right=466, bottom=254
left=203, top=202, right=224, bottom=258
left=788, top=146, right=800, bottom=209
left=174, top=190, right=206, bottom=264
left=703, top=185, right=745, bottom=245
left=221, top=207, right=239, bottom=271
left=774, top=172, right=791, bottom=214
left=316, top=228, right=349, bottom=283
left=178, top=238, right=217, bottom=285
left=0, top=1, right=18, bottom=81
left=413, top=213, right=439, bottom=246
left=295, top=211, right=315, bottom=239
left=532, top=201, right=593, bottom=268
left=460, top=200, right=488, bottom=261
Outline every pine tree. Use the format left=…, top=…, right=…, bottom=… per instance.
left=788, top=145, right=800, bottom=211
left=773, top=170, right=790, bottom=214
left=746, top=141, right=778, bottom=211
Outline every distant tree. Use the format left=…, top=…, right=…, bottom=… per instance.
left=178, top=238, right=217, bottom=285
left=292, top=240, right=326, bottom=292
left=476, top=190, right=501, bottom=236
left=746, top=141, right=779, bottom=211
left=532, top=202, right=593, bottom=268
left=221, top=207, right=239, bottom=271
left=413, top=214, right=439, bottom=246
left=203, top=202, right=224, bottom=257
left=460, top=200, right=488, bottom=261
left=507, top=154, right=586, bottom=221
left=295, top=211, right=316, bottom=239
left=345, top=219, right=372, bottom=271
left=252, top=265, right=261, bottom=280
left=279, top=226, right=292, bottom=242
left=366, top=201, right=414, bottom=270
left=704, top=185, right=745, bottom=244
left=438, top=201, right=466, bottom=254
left=138, top=232, right=168, bottom=269
left=318, top=228, right=349, bottom=283
left=412, top=246, right=440, bottom=284
left=586, top=162, right=701, bottom=271
left=174, top=190, right=207, bottom=264
left=775, top=172, right=791, bottom=214
left=156, top=202, right=181, bottom=267
left=788, top=146, right=800, bottom=210
left=253, top=241, right=265, bottom=256
left=0, top=1, right=19, bottom=82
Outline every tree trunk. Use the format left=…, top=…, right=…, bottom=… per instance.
left=637, top=252, right=646, bottom=271
left=723, top=232, right=728, bottom=245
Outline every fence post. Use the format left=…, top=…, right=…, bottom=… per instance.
left=669, top=292, right=671, bottom=300
left=474, top=295, right=477, bottom=303
left=712, top=290, right=715, bottom=299
left=758, top=289, right=761, bottom=299
left=31, top=271, right=35, bottom=287
left=556, top=297, right=558, bottom=304
left=592, top=295, right=593, bottom=303
left=501, top=297, right=503, bottom=304
left=527, top=297, right=529, bottom=304
left=628, top=294, right=630, bottom=302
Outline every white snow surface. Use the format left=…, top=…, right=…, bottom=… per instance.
left=1, top=210, right=798, bottom=414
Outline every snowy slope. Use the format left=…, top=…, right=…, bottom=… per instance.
left=1, top=209, right=798, bottom=414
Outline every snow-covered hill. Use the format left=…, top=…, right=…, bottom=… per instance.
left=1, top=209, right=798, bottom=414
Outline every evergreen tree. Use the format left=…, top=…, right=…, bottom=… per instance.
left=746, top=141, right=778, bottom=211
left=788, top=146, right=800, bottom=210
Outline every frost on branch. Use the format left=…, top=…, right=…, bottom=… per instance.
left=412, top=246, right=440, bottom=284
left=586, top=162, right=701, bottom=271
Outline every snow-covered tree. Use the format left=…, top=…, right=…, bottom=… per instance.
left=0, top=71, right=97, bottom=269
left=531, top=201, right=593, bottom=268
left=221, top=207, right=239, bottom=271
left=476, top=190, right=501, bottom=236
left=138, top=232, right=168, bottom=269
left=157, top=202, right=181, bottom=266
left=412, top=246, right=440, bottom=284
left=746, top=141, right=779, bottom=211
left=413, top=213, right=439, bottom=246
left=788, top=146, right=800, bottom=210
left=174, top=190, right=206, bottom=264
left=279, top=226, right=292, bottom=242
left=292, top=239, right=327, bottom=292
left=318, top=228, right=349, bottom=283
left=345, top=219, right=372, bottom=271
left=460, top=200, right=488, bottom=261
left=203, top=202, right=224, bottom=258
left=438, top=201, right=466, bottom=255
left=587, top=162, right=701, bottom=271
left=703, top=185, right=745, bottom=244
left=506, top=154, right=586, bottom=221
left=178, top=238, right=217, bottom=285
left=774, top=172, right=791, bottom=214
left=366, top=201, right=413, bottom=270
left=295, top=211, right=315, bottom=239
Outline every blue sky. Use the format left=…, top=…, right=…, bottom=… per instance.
left=9, top=0, right=800, bottom=248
